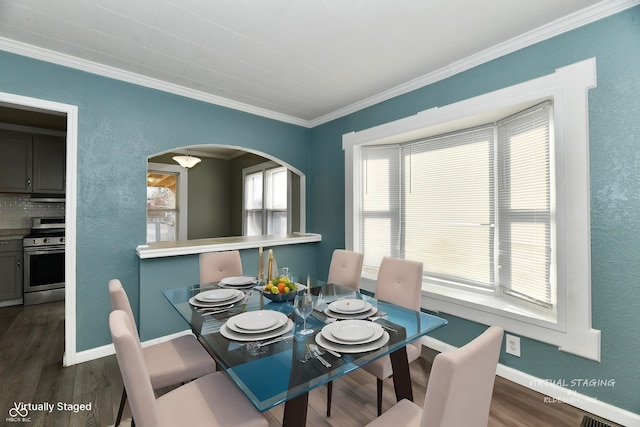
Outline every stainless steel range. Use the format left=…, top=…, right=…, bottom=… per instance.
left=23, top=217, right=65, bottom=305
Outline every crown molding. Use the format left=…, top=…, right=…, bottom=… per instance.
left=309, top=0, right=640, bottom=127
left=0, top=37, right=309, bottom=128
left=1, top=0, right=638, bottom=129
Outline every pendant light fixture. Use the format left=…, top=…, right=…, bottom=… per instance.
left=173, top=149, right=201, bottom=168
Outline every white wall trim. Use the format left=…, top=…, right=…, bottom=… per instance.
left=73, top=329, right=194, bottom=365
left=421, top=336, right=640, bottom=427
left=0, top=37, right=309, bottom=128
left=345, top=58, right=599, bottom=360
left=1, top=1, right=637, bottom=128
left=0, top=91, right=79, bottom=368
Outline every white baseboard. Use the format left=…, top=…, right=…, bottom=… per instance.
left=420, top=336, right=640, bottom=427
left=70, top=329, right=195, bottom=365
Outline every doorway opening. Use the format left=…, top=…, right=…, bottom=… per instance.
left=0, top=91, right=78, bottom=366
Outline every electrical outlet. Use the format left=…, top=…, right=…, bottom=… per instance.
left=506, top=334, right=521, bottom=357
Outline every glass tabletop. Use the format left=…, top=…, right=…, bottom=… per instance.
left=162, top=280, right=448, bottom=413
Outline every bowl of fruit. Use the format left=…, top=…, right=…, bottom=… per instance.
left=262, top=276, right=305, bottom=302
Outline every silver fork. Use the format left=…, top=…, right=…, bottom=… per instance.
left=309, top=344, right=331, bottom=368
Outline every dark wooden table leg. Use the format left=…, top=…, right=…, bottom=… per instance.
left=282, top=392, right=309, bottom=427
left=389, top=346, right=413, bottom=402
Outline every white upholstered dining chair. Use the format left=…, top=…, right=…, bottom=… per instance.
left=326, top=249, right=364, bottom=290
left=108, top=279, right=216, bottom=426
left=109, top=309, right=268, bottom=427
left=365, top=326, right=504, bottom=427
left=199, top=250, right=243, bottom=284
left=326, top=256, right=424, bottom=417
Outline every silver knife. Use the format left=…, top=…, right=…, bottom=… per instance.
left=257, top=333, right=294, bottom=348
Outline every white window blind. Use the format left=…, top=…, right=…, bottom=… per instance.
left=497, top=103, right=552, bottom=307
left=360, top=102, right=552, bottom=308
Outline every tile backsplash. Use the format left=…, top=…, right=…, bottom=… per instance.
left=0, top=194, right=65, bottom=229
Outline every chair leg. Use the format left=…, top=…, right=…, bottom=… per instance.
left=376, top=378, right=383, bottom=416
left=115, top=387, right=127, bottom=426
left=326, top=380, right=333, bottom=417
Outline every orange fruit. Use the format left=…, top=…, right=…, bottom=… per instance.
left=277, top=282, right=286, bottom=293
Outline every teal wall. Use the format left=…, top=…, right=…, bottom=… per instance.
left=0, top=50, right=310, bottom=353
left=2, top=5, right=639, bottom=415
left=309, top=8, right=640, bottom=413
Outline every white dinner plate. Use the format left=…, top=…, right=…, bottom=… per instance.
left=315, top=330, right=390, bottom=354
left=328, top=299, right=369, bottom=314
left=229, top=310, right=287, bottom=332
left=226, top=314, right=288, bottom=334
left=220, top=319, right=294, bottom=342
left=324, top=306, right=378, bottom=320
left=189, top=291, right=245, bottom=308
left=321, top=320, right=383, bottom=344
left=195, top=288, right=238, bottom=302
left=220, top=276, right=257, bottom=287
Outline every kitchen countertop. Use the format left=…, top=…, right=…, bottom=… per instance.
left=0, top=228, right=29, bottom=240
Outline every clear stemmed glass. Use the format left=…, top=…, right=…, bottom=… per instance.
left=294, top=292, right=314, bottom=336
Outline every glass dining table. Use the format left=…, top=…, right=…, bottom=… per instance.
left=162, top=280, right=448, bottom=427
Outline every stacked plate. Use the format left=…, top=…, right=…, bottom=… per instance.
left=324, top=298, right=378, bottom=319
left=189, top=288, right=246, bottom=308
left=220, top=310, right=293, bottom=342
left=218, top=276, right=257, bottom=289
left=315, top=319, right=390, bottom=353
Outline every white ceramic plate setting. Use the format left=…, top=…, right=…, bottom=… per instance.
left=219, top=276, right=256, bottom=287
left=227, top=310, right=288, bottom=333
left=220, top=319, right=294, bottom=342
left=195, top=288, right=238, bottom=303
left=189, top=291, right=245, bottom=308
left=324, top=306, right=378, bottom=320
left=321, top=320, right=384, bottom=345
left=315, top=330, right=390, bottom=354
left=328, top=299, right=369, bottom=314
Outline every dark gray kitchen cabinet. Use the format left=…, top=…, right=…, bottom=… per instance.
left=0, top=240, right=23, bottom=302
left=0, top=129, right=32, bottom=192
left=33, top=134, right=66, bottom=194
left=0, top=129, right=65, bottom=194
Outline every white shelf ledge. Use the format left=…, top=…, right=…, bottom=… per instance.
left=136, top=233, right=322, bottom=259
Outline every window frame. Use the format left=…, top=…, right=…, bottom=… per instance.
left=343, top=58, right=600, bottom=361
left=242, top=161, right=291, bottom=236
left=147, top=162, right=188, bottom=242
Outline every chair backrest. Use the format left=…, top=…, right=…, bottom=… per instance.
left=108, top=279, right=137, bottom=335
left=420, top=326, right=504, bottom=427
left=199, top=250, right=243, bottom=284
left=374, top=257, right=423, bottom=311
left=327, top=249, right=364, bottom=290
left=109, top=310, right=161, bottom=427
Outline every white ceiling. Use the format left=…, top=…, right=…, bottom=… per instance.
left=0, top=0, right=635, bottom=127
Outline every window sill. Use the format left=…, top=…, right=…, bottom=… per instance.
left=422, top=282, right=559, bottom=328
left=360, top=272, right=600, bottom=361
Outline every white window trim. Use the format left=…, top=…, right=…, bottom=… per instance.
left=148, top=162, right=188, bottom=241
left=343, top=58, right=600, bottom=361
left=242, top=161, right=289, bottom=235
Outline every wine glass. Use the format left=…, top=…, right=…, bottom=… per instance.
left=294, top=291, right=314, bottom=336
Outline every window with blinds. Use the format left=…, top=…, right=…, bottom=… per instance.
left=360, top=102, right=553, bottom=309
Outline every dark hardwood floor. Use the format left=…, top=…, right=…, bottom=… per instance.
left=0, top=301, right=620, bottom=426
